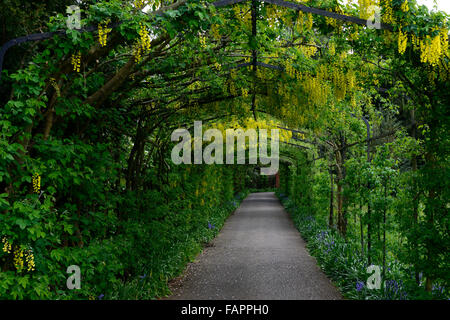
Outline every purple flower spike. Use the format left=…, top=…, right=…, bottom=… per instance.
left=356, top=281, right=364, bottom=292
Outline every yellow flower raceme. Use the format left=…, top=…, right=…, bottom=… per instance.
left=199, top=35, right=207, bottom=49
left=382, top=0, right=394, bottom=24
left=32, top=173, right=41, bottom=194
left=25, top=249, right=35, bottom=272
left=398, top=29, right=408, bottom=54
left=98, top=20, right=112, bottom=47
left=400, top=0, right=409, bottom=12
left=134, top=23, right=151, bottom=63
left=420, top=33, right=442, bottom=66
left=71, top=52, right=81, bottom=72
left=305, top=13, right=313, bottom=30
left=358, top=0, right=377, bottom=20
left=134, top=0, right=146, bottom=9
left=2, top=237, right=12, bottom=254
left=13, top=247, right=24, bottom=271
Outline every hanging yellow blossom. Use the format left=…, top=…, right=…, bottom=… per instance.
left=25, top=249, right=35, bottom=272
left=98, top=19, right=112, bottom=47
left=305, top=13, right=313, bottom=30
left=347, top=70, right=356, bottom=91
left=134, top=22, right=151, bottom=63
left=13, top=247, right=24, bottom=271
left=71, top=52, right=81, bottom=72
left=199, top=35, right=207, bottom=49
left=359, top=0, right=377, bottom=20
left=400, top=0, right=409, bottom=12
left=134, top=0, right=147, bottom=9
left=382, top=0, right=394, bottom=24
left=398, top=29, right=408, bottom=54
left=32, top=172, right=41, bottom=194
left=2, top=237, right=12, bottom=254
left=420, top=33, right=442, bottom=66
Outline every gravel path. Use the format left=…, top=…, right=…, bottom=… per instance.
left=167, top=192, right=342, bottom=300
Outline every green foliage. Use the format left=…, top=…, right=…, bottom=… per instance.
left=0, top=0, right=448, bottom=300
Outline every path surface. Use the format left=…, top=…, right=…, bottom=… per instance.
left=168, top=192, right=342, bottom=300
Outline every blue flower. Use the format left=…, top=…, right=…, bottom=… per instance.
left=356, top=281, right=364, bottom=292
left=208, top=221, right=215, bottom=229
left=98, top=294, right=105, bottom=300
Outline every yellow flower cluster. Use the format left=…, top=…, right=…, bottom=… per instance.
left=347, top=70, right=356, bottom=91
left=98, top=19, right=112, bottom=47
left=134, top=0, right=147, bottom=9
left=187, top=80, right=201, bottom=91
left=199, top=35, right=207, bottom=49
left=2, top=237, right=12, bottom=254
left=241, top=88, right=249, bottom=98
left=71, top=52, right=81, bottom=72
left=382, top=0, right=394, bottom=24
left=300, top=45, right=317, bottom=58
left=332, top=68, right=347, bottom=101
left=208, top=118, right=293, bottom=144
left=13, top=247, right=24, bottom=271
left=410, top=28, right=448, bottom=66
left=32, top=172, right=41, bottom=194
left=25, top=249, right=36, bottom=272
left=349, top=30, right=360, bottom=41
left=305, top=13, right=313, bottom=30
left=325, top=10, right=338, bottom=28
left=294, top=11, right=304, bottom=33
left=134, top=23, right=151, bottom=63
left=303, top=73, right=329, bottom=105
left=284, top=60, right=302, bottom=81
left=411, top=33, right=420, bottom=50
left=420, top=33, right=442, bottom=66
left=243, top=118, right=293, bottom=142
left=285, top=60, right=297, bottom=78
left=398, top=29, right=408, bottom=54
left=358, top=0, right=377, bottom=20
left=400, top=0, right=409, bottom=12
